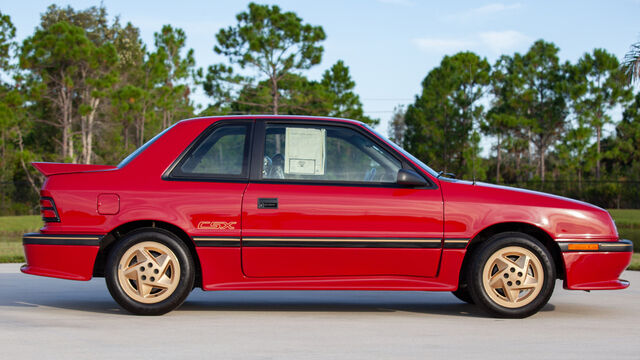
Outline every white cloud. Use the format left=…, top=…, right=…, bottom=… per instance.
left=412, top=31, right=530, bottom=55
left=412, top=38, right=474, bottom=53
left=478, top=30, right=531, bottom=54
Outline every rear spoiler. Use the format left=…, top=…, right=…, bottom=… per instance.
left=32, top=162, right=117, bottom=177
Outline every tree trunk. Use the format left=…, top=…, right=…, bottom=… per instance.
left=271, top=76, right=279, bottom=115
left=596, top=126, right=601, bottom=180
left=16, top=129, right=42, bottom=195
left=139, top=105, right=147, bottom=147
left=496, top=134, right=502, bottom=183
left=81, top=97, right=100, bottom=164
left=540, top=145, right=546, bottom=182
left=515, top=151, right=521, bottom=182
left=578, top=168, right=582, bottom=192
left=271, top=75, right=281, bottom=153
left=60, top=86, right=75, bottom=162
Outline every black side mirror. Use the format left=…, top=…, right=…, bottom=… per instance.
left=397, top=169, right=428, bottom=187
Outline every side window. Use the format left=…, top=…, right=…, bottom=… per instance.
left=171, top=124, right=250, bottom=178
left=262, top=124, right=402, bottom=183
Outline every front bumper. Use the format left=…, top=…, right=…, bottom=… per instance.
left=560, top=239, right=633, bottom=290
left=21, top=233, right=102, bottom=281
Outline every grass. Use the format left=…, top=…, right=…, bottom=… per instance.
left=631, top=253, right=640, bottom=271
left=0, top=215, right=42, bottom=263
left=0, top=212, right=638, bottom=269
left=0, top=215, right=43, bottom=234
left=610, top=210, right=640, bottom=270
left=608, top=209, right=640, bottom=229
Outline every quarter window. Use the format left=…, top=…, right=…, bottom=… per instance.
left=262, top=124, right=402, bottom=183
left=171, top=124, right=250, bottom=178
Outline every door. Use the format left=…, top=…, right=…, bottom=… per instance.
left=163, top=120, right=252, bottom=246
left=241, top=121, right=443, bottom=277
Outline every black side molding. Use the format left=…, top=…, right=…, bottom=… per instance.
left=558, top=239, right=633, bottom=253
left=23, top=233, right=102, bottom=246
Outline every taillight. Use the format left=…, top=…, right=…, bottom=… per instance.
left=40, top=196, right=60, bottom=222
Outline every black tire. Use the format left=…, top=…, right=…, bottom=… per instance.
left=466, top=232, right=555, bottom=318
left=451, top=284, right=474, bottom=304
left=105, top=228, right=195, bottom=315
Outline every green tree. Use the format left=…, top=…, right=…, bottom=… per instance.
left=21, top=21, right=118, bottom=164
left=108, top=21, right=147, bottom=155
left=622, top=40, right=640, bottom=84
left=153, top=25, right=195, bottom=129
left=404, top=51, right=490, bottom=178
left=572, top=49, right=631, bottom=179
left=232, top=72, right=331, bottom=116
left=205, top=3, right=326, bottom=114
left=388, top=105, right=406, bottom=145
left=0, top=11, right=16, bottom=70
left=21, top=5, right=123, bottom=164
left=321, top=60, right=377, bottom=124
left=21, top=22, right=91, bottom=161
left=555, top=119, right=592, bottom=188
left=518, top=40, right=569, bottom=182
left=0, top=11, right=22, bottom=213
left=484, top=54, right=531, bottom=183
left=608, top=92, right=640, bottom=180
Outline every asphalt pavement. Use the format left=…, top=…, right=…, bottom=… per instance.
left=1, top=263, right=638, bottom=359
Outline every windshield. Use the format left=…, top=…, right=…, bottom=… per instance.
left=117, top=124, right=175, bottom=168
left=363, top=124, right=439, bottom=178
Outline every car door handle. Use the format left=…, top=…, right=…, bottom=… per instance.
left=257, top=198, right=278, bottom=209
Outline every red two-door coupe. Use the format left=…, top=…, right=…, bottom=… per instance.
left=22, top=116, right=632, bottom=317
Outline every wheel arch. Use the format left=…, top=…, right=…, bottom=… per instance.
left=92, top=220, right=202, bottom=288
left=458, top=222, right=565, bottom=285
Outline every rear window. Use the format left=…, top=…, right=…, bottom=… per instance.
left=117, top=125, right=175, bottom=168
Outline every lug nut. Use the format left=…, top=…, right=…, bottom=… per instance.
left=516, top=280, right=521, bottom=285
left=141, top=275, right=146, bottom=280
left=148, top=262, right=153, bottom=267
left=150, top=277, right=155, bottom=282
left=518, top=272, right=523, bottom=277
left=503, top=273, right=509, bottom=278
left=510, top=268, right=515, bottom=273
left=507, top=281, right=513, bottom=286
left=154, top=269, right=159, bottom=274
left=140, top=266, right=145, bottom=272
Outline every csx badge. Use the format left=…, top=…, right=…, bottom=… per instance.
left=197, top=221, right=237, bottom=230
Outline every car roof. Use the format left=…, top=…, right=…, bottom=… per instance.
left=176, top=115, right=366, bottom=127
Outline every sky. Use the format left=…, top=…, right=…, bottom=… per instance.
left=4, top=0, right=640, bottom=139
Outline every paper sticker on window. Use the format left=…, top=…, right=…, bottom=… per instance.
left=284, top=128, right=325, bottom=175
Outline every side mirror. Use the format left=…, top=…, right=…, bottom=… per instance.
left=397, top=169, right=428, bottom=187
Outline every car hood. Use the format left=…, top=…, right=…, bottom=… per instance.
left=438, top=178, right=617, bottom=241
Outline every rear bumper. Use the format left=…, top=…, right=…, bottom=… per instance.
left=560, top=239, right=633, bottom=290
left=21, top=233, right=102, bottom=281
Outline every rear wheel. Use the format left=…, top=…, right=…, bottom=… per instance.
left=105, top=228, right=194, bottom=315
left=467, top=232, right=555, bottom=318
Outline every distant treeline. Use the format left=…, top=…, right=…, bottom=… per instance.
left=0, top=3, right=639, bottom=214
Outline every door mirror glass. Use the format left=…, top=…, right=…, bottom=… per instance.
left=397, top=169, right=428, bottom=187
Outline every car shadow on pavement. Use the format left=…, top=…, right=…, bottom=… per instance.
left=177, top=290, right=556, bottom=318
left=1, top=273, right=557, bottom=318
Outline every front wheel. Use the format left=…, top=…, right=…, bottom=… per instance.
left=467, top=232, right=556, bottom=318
left=105, top=228, right=195, bottom=315
left=451, top=284, right=474, bottom=304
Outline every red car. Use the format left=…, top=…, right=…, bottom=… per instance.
left=22, top=116, right=632, bottom=317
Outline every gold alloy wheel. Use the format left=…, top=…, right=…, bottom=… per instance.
left=482, top=246, right=544, bottom=309
left=117, top=241, right=181, bottom=304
